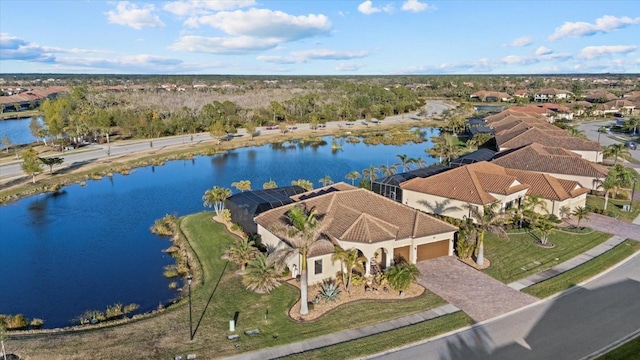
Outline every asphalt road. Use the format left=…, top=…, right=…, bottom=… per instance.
left=370, top=252, right=640, bottom=360
left=577, top=119, right=640, bottom=163
left=0, top=101, right=452, bottom=184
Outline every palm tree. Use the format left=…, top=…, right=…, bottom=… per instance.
left=332, top=248, right=366, bottom=292
left=291, top=179, right=313, bottom=191
left=263, top=179, right=277, bottom=189
left=625, top=117, right=639, bottom=135
left=319, top=175, right=333, bottom=187
left=362, top=165, right=379, bottom=182
left=396, top=154, right=416, bottom=171
left=345, top=171, right=361, bottom=186
left=600, top=177, right=619, bottom=210
left=386, top=262, right=420, bottom=295
left=379, top=163, right=398, bottom=177
left=604, top=144, right=630, bottom=165
left=413, top=157, right=428, bottom=169
left=571, top=206, right=590, bottom=228
left=521, top=195, right=549, bottom=223
left=202, top=186, right=232, bottom=216
left=533, top=217, right=555, bottom=246
left=270, top=205, right=326, bottom=315
left=231, top=180, right=252, bottom=192
left=242, top=253, right=281, bottom=294
left=223, top=238, right=260, bottom=273
left=465, top=202, right=508, bottom=267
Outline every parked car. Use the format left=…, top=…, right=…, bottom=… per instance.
left=625, top=141, right=637, bottom=150
left=614, top=113, right=625, bottom=119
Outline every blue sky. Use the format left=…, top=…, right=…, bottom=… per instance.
left=0, top=0, right=638, bottom=75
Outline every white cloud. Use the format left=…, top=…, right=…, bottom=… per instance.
left=163, top=0, right=255, bottom=16
left=0, top=33, right=106, bottom=62
left=548, top=15, right=640, bottom=41
left=502, top=55, right=537, bottom=65
left=187, top=8, right=331, bottom=41
left=401, top=0, right=431, bottom=12
left=169, top=35, right=280, bottom=54
left=256, top=55, right=305, bottom=64
left=106, top=1, right=165, bottom=30
left=358, top=1, right=394, bottom=15
left=506, top=36, right=532, bottom=47
left=290, top=49, right=369, bottom=60
left=535, top=46, right=552, bottom=56
left=579, top=45, right=637, bottom=59
left=336, top=62, right=364, bottom=71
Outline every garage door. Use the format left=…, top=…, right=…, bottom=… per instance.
left=416, top=240, right=450, bottom=262
left=393, top=246, right=410, bottom=263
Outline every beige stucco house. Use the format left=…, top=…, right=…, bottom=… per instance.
left=254, top=185, right=458, bottom=285
left=491, top=143, right=609, bottom=190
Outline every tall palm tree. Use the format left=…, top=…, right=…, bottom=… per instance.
left=396, top=154, right=416, bottom=171
left=362, top=165, right=379, bottom=182
left=571, top=206, right=590, bottom=228
left=231, top=180, right=252, bottom=192
left=332, top=248, right=366, bottom=292
left=604, top=144, right=630, bottom=165
left=345, top=171, right=361, bottom=186
left=522, top=195, right=548, bottom=220
left=270, top=205, right=326, bottom=315
left=291, top=179, right=313, bottom=191
left=319, top=175, right=333, bottom=187
left=465, top=202, right=508, bottom=266
left=202, top=186, right=232, bottom=216
left=379, top=163, right=398, bottom=177
left=600, top=177, right=619, bottom=210
left=413, top=157, right=428, bottom=169
left=242, top=253, right=281, bottom=294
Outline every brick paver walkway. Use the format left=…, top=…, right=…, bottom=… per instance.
left=415, top=257, right=536, bottom=322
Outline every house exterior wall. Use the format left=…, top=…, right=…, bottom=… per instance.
left=402, top=190, right=478, bottom=221
left=569, top=150, right=601, bottom=163
left=539, top=193, right=587, bottom=217
left=487, top=189, right=528, bottom=211
left=541, top=172, right=604, bottom=190
left=307, top=253, right=342, bottom=285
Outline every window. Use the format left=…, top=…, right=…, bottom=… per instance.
left=314, top=259, right=323, bottom=275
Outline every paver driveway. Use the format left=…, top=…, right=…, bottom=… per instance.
left=416, top=257, right=537, bottom=322
left=564, top=213, right=640, bottom=240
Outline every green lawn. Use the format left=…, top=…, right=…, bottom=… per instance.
left=586, top=194, right=640, bottom=222
left=523, top=240, right=640, bottom=298
left=178, top=212, right=448, bottom=357
left=482, top=229, right=611, bottom=284
left=597, top=335, right=640, bottom=360
left=281, top=312, right=473, bottom=360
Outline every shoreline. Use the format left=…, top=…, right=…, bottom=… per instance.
left=0, top=117, right=444, bottom=204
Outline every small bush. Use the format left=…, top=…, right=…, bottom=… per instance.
left=30, top=318, right=44, bottom=329
left=220, top=208, right=232, bottom=223
left=3, top=314, right=29, bottom=330
left=350, top=273, right=366, bottom=287
left=105, top=303, right=124, bottom=319
left=123, top=303, right=140, bottom=315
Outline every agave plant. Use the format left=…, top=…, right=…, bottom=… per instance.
left=318, top=279, right=341, bottom=302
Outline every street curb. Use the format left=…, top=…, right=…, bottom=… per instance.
left=579, top=328, right=640, bottom=360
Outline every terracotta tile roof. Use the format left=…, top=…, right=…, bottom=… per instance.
left=254, top=187, right=457, bottom=250
left=485, top=110, right=544, bottom=124
left=503, top=168, right=589, bottom=201
left=290, top=182, right=357, bottom=201
left=496, top=127, right=601, bottom=151
left=400, top=162, right=530, bottom=205
left=536, top=88, right=572, bottom=95
left=491, top=119, right=565, bottom=136
left=491, top=143, right=609, bottom=178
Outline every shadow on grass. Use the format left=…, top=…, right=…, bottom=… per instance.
left=193, top=260, right=229, bottom=339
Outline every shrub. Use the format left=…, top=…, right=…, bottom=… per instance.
left=105, top=303, right=124, bottom=319
left=318, top=279, right=341, bottom=302
left=123, top=303, right=140, bottom=315
left=3, top=314, right=29, bottom=330
left=547, top=214, right=562, bottom=224
left=350, top=273, right=366, bottom=287
left=30, top=318, right=44, bottom=329
left=220, top=208, right=232, bottom=223
left=456, top=237, right=475, bottom=260
left=386, top=262, right=420, bottom=293
left=150, top=214, right=178, bottom=236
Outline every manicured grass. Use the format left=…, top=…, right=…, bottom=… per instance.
left=586, top=194, right=640, bottom=222
left=597, top=335, right=640, bottom=360
left=482, top=229, right=612, bottom=284
left=177, top=212, right=448, bottom=357
left=281, top=312, right=473, bottom=360
left=523, top=240, right=640, bottom=298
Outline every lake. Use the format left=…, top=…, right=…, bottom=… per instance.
left=0, top=117, right=41, bottom=146
left=0, top=129, right=438, bottom=328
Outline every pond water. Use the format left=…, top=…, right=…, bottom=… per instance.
left=0, top=129, right=438, bottom=328
left=0, top=117, right=41, bottom=146
left=474, top=105, right=505, bottom=112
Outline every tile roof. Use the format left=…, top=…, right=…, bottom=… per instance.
left=503, top=168, right=589, bottom=201
left=491, top=143, right=609, bottom=178
left=254, top=187, right=457, bottom=251
left=496, top=127, right=601, bottom=151
left=400, top=162, right=530, bottom=205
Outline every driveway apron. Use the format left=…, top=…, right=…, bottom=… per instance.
left=416, top=257, right=537, bottom=322
left=565, top=213, right=640, bottom=240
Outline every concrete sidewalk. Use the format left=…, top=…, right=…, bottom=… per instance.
left=223, top=304, right=460, bottom=360
left=508, top=235, right=627, bottom=290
